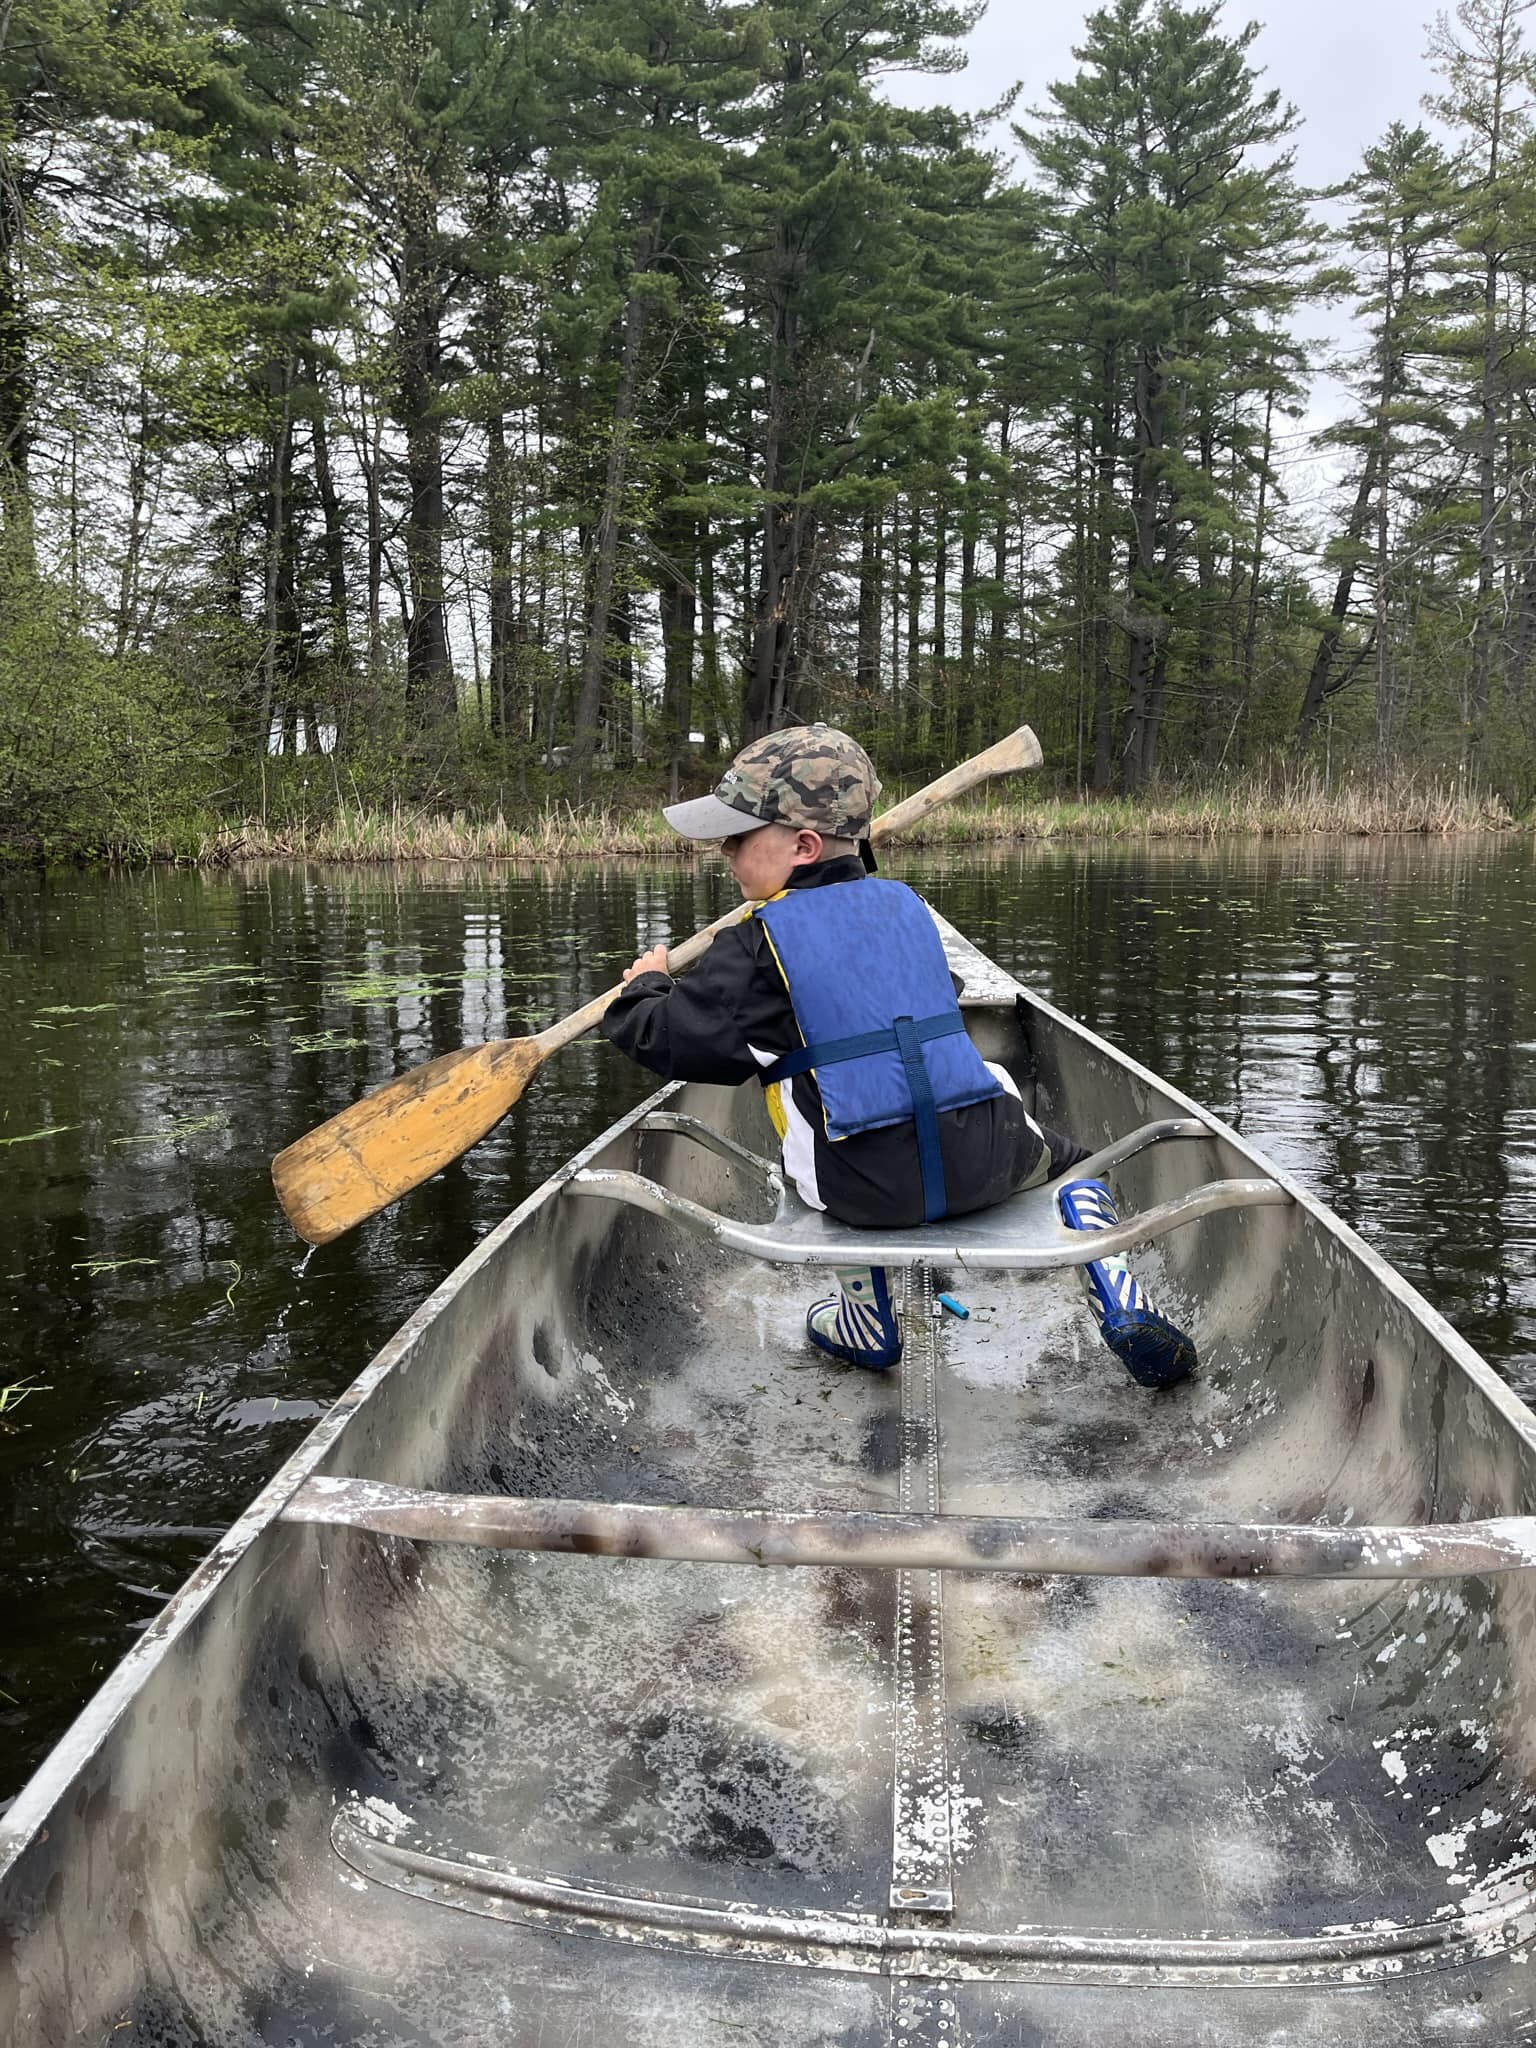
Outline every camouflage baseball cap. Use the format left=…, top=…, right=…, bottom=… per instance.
left=662, top=725, right=881, bottom=841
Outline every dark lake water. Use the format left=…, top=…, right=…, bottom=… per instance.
left=2, top=838, right=1534, bottom=1805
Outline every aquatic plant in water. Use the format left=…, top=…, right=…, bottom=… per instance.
left=112, top=1112, right=230, bottom=1146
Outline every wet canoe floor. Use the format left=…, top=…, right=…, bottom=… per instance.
left=147, top=1247, right=1533, bottom=2048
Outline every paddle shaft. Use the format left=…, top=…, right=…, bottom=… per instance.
left=273, top=725, right=1042, bottom=1244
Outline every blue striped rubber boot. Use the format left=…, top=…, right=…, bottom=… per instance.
left=806, top=1266, right=902, bottom=1372
left=1057, top=1178, right=1197, bottom=1389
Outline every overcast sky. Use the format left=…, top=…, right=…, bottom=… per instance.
left=884, top=0, right=1440, bottom=190
left=880, top=0, right=1452, bottom=521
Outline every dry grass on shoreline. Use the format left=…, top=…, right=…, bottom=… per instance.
left=202, top=801, right=675, bottom=864
left=200, top=774, right=1517, bottom=866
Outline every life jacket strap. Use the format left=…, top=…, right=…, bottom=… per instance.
left=759, top=1011, right=966, bottom=1084
left=893, top=1014, right=948, bottom=1222
left=761, top=1011, right=958, bottom=1222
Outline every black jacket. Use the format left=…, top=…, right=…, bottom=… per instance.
left=602, top=858, right=1079, bottom=1227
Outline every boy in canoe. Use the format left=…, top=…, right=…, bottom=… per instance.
left=604, top=724, right=1194, bottom=1388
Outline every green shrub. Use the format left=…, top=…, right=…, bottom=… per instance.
left=0, top=551, right=230, bottom=860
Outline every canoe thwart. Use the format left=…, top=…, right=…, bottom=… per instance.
left=1071, top=1116, right=1211, bottom=1180
left=635, top=1111, right=784, bottom=1193
left=564, top=1125, right=1289, bottom=1270
left=281, top=1476, right=1536, bottom=1581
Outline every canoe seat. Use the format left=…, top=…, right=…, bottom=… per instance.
left=565, top=1113, right=1290, bottom=1272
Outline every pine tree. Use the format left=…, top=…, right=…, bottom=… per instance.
left=0, top=0, right=233, bottom=565
left=539, top=0, right=758, bottom=777
left=1024, top=0, right=1311, bottom=788
left=727, top=0, right=983, bottom=737
left=1297, top=126, right=1458, bottom=751
left=1427, top=0, right=1536, bottom=741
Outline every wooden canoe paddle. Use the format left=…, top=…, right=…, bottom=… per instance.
left=272, top=723, right=1044, bottom=1244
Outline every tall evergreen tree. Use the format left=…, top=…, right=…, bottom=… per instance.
left=1025, top=0, right=1311, bottom=788
left=729, top=0, right=982, bottom=736
left=0, top=0, right=233, bottom=564
left=1427, top=0, right=1536, bottom=741
left=1297, top=126, right=1458, bottom=751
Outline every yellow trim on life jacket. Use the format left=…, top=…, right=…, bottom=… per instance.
left=751, top=896, right=803, bottom=1144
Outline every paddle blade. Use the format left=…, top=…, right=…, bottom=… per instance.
left=272, top=1035, right=548, bottom=1246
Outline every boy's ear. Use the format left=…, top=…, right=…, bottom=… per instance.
left=792, top=828, right=826, bottom=865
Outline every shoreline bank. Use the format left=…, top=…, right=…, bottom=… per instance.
left=197, top=785, right=1521, bottom=864
left=5, top=781, right=1523, bottom=868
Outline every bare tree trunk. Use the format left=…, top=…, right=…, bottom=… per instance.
left=0, top=169, right=36, bottom=571
left=990, top=413, right=1012, bottom=734
left=890, top=500, right=904, bottom=759
left=958, top=445, right=979, bottom=753
left=1192, top=417, right=1220, bottom=755
left=698, top=535, right=723, bottom=757
left=613, top=584, right=634, bottom=764
left=1297, top=445, right=1380, bottom=750
left=905, top=500, right=923, bottom=758
left=1141, top=639, right=1170, bottom=784
left=745, top=216, right=811, bottom=739
left=746, top=393, right=790, bottom=735
left=309, top=373, right=351, bottom=677
left=114, top=364, right=153, bottom=661
left=1507, top=549, right=1536, bottom=701
left=1240, top=385, right=1276, bottom=697
left=257, top=356, right=296, bottom=748
left=856, top=500, right=882, bottom=707
left=352, top=378, right=385, bottom=678
left=398, top=197, right=454, bottom=723
left=574, top=281, right=649, bottom=772
left=1471, top=240, right=1501, bottom=732
left=486, top=407, right=517, bottom=742
left=1090, top=344, right=1120, bottom=789
left=931, top=492, right=949, bottom=752
left=1469, top=7, right=1511, bottom=735
left=658, top=510, right=696, bottom=765
left=1375, top=375, right=1396, bottom=747
left=1121, top=345, right=1167, bottom=795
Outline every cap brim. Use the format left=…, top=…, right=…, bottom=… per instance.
left=661, top=792, right=766, bottom=840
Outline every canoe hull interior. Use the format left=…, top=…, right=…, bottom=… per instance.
left=5, top=929, right=1536, bottom=2047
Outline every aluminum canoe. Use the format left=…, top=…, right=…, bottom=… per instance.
left=4, top=916, right=1536, bottom=2048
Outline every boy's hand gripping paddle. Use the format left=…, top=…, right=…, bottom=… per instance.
left=272, top=725, right=1043, bottom=1245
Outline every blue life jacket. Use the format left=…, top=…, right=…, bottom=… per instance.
left=753, top=879, right=1002, bottom=1222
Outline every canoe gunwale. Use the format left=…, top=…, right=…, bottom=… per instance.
left=282, top=1474, right=1536, bottom=1581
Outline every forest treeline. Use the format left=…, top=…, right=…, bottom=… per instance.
left=4, top=0, right=1536, bottom=855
